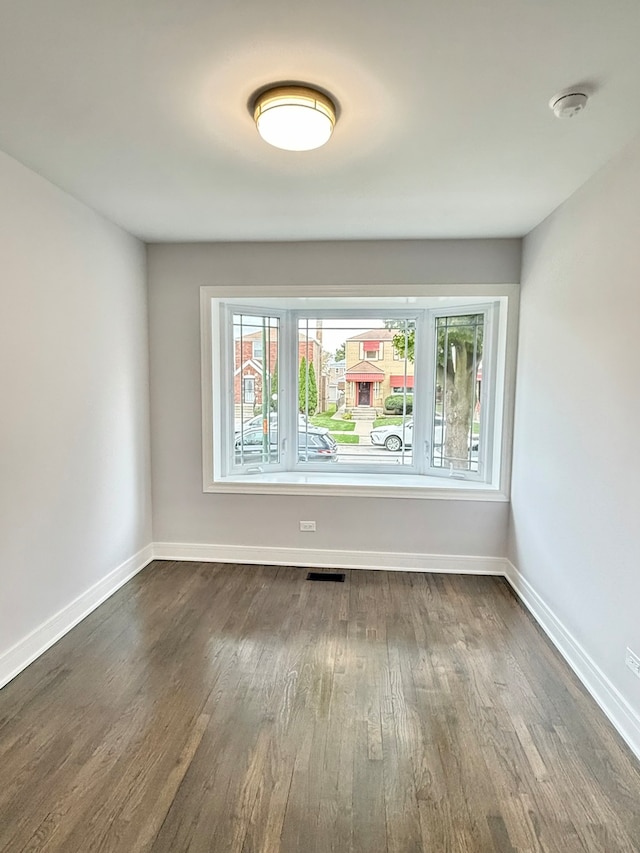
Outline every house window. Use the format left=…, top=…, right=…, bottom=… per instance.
left=252, top=340, right=263, bottom=359
left=362, top=341, right=381, bottom=360
left=202, top=288, right=515, bottom=499
left=242, top=376, right=255, bottom=404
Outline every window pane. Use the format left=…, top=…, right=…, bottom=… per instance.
left=432, top=314, right=483, bottom=472
left=296, top=317, right=416, bottom=468
left=233, top=313, right=280, bottom=467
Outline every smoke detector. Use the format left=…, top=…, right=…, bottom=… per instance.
left=549, top=92, right=589, bottom=119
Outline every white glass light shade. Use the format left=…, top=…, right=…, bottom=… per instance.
left=254, top=86, right=336, bottom=151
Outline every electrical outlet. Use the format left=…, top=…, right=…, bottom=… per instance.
left=625, top=647, right=640, bottom=679
left=299, top=520, right=316, bottom=532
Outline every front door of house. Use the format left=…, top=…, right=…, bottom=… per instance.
left=357, top=382, right=371, bottom=406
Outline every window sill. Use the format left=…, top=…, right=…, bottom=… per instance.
left=205, top=471, right=508, bottom=501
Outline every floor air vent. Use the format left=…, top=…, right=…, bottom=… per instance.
left=307, top=572, right=345, bottom=583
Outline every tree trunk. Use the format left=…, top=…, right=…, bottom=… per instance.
left=444, top=345, right=472, bottom=468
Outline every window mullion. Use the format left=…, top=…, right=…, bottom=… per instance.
left=281, top=312, right=297, bottom=469
left=478, top=304, right=497, bottom=479
left=222, top=303, right=236, bottom=476
left=412, top=310, right=431, bottom=475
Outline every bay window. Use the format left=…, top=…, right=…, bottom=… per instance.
left=201, top=286, right=516, bottom=499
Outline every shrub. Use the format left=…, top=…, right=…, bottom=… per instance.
left=384, top=394, right=413, bottom=414
left=341, top=411, right=353, bottom=420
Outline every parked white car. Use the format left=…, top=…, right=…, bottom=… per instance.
left=241, top=412, right=310, bottom=431
left=369, top=416, right=444, bottom=451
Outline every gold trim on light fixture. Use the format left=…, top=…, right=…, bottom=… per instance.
left=253, top=85, right=336, bottom=151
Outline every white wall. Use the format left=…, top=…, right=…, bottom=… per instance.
left=510, top=136, right=640, bottom=726
left=148, top=239, right=520, bottom=560
left=0, top=151, right=152, bottom=679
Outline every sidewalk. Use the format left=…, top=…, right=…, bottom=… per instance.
left=349, top=416, right=374, bottom=446
left=331, top=405, right=373, bottom=445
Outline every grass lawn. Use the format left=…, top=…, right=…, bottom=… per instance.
left=373, top=415, right=481, bottom=433
left=311, top=413, right=355, bottom=432
left=373, top=416, right=406, bottom=428
left=332, top=433, right=359, bottom=444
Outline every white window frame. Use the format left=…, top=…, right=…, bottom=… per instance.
left=422, top=304, right=496, bottom=483
left=201, top=284, right=518, bottom=501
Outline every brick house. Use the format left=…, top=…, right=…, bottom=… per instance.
left=234, top=329, right=324, bottom=410
left=344, top=329, right=414, bottom=409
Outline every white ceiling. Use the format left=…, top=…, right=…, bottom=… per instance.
left=1, top=0, right=640, bottom=242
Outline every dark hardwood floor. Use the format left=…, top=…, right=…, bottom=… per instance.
left=0, top=561, right=639, bottom=852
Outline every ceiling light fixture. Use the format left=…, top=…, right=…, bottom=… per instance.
left=253, top=85, right=336, bottom=151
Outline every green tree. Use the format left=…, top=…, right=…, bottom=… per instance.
left=298, top=356, right=318, bottom=415
left=299, top=357, right=307, bottom=413
left=391, top=316, right=482, bottom=468
left=308, top=361, right=318, bottom=415
left=385, top=319, right=415, bottom=360
left=334, top=342, right=345, bottom=361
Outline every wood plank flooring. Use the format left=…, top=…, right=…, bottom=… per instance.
left=0, top=561, right=639, bottom=852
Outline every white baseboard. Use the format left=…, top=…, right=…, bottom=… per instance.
left=0, top=544, right=154, bottom=690
left=152, top=541, right=507, bottom=576
left=503, top=560, right=640, bottom=763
